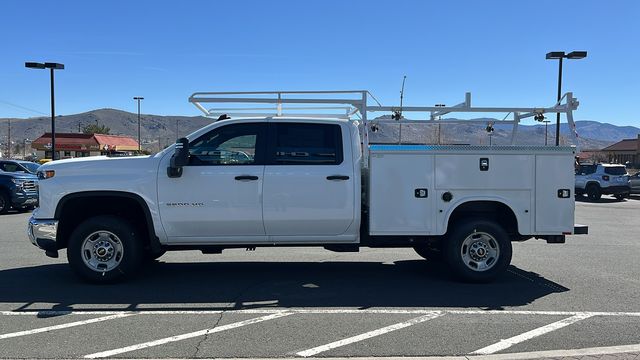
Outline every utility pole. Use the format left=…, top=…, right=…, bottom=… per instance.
left=543, top=120, right=550, bottom=145
left=7, top=119, right=10, bottom=158
left=435, top=104, right=445, bottom=145
left=133, top=97, right=144, bottom=152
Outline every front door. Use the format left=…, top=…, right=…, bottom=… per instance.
left=157, top=122, right=267, bottom=243
left=262, top=122, right=356, bottom=240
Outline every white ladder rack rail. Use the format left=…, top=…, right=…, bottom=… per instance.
left=188, top=90, right=580, bottom=166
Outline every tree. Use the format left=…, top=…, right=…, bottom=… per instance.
left=82, top=123, right=111, bottom=134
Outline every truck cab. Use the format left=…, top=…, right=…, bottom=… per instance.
left=157, top=118, right=361, bottom=245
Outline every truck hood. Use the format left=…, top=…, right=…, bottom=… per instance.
left=0, top=171, right=38, bottom=180
left=39, top=155, right=154, bottom=172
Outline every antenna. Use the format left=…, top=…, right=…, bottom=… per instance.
left=400, top=75, right=406, bottom=109
left=392, top=75, right=407, bottom=120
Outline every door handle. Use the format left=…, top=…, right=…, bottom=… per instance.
left=326, top=175, right=350, bottom=181
left=235, top=175, right=259, bottom=181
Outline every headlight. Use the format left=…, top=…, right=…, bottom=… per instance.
left=37, top=170, right=55, bottom=180
left=11, top=179, right=26, bottom=185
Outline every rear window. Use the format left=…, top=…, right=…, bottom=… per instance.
left=271, top=123, right=343, bottom=165
left=604, top=166, right=627, bottom=175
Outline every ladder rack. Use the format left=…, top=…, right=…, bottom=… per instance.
left=189, top=90, right=580, bottom=165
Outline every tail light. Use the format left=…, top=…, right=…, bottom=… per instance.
left=602, top=175, right=609, bottom=181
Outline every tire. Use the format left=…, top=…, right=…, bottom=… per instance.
left=614, top=193, right=626, bottom=201
left=413, top=245, right=443, bottom=262
left=586, top=184, right=601, bottom=201
left=67, top=215, right=143, bottom=283
left=444, top=219, right=512, bottom=283
left=0, top=191, right=9, bottom=214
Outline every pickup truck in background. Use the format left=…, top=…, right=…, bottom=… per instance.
left=0, top=170, right=39, bottom=214
left=27, top=90, right=588, bottom=284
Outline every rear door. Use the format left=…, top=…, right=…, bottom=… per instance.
left=262, top=122, right=356, bottom=239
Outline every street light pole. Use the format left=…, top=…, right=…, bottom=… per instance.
left=554, top=57, right=563, bottom=146
left=546, top=51, right=587, bottom=146
left=25, top=61, right=64, bottom=160
left=50, top=67, right=56, bottom=159
left=133, top=97, right=144, bottom=152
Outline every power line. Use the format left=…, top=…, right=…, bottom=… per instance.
left=0, top=100, right=48, bottom=116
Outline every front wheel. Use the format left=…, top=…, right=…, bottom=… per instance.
left=444, top=219, right=512, bottom=283
left=67, top=215, right=143, bottom=283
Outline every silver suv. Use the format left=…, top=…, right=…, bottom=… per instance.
left=575, top=164, right=630, bottom=201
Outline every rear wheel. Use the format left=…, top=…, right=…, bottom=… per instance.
left=444, top=219, right=512, bottom=283
left=67, top=215, right=143, bottom=283
left=586, top=184, right=601, bottom=201
left=614, top=193, right=627, bottom=201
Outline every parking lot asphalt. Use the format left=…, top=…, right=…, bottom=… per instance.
left=0, top=195, right=639, bottom=359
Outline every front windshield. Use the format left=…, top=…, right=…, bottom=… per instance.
left=21, top=162, right=40, bottom=174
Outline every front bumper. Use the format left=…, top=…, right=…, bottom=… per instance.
left=27, top=216, right=59, bottom=257
left=12, top=192, right=39, bottom=208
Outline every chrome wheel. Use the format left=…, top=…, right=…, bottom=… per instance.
left=81, top=231, right=124, bottom=272
left=460, top=231, right=500, bottom=272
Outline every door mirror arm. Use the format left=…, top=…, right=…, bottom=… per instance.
left=167, top=137, right=189, bottom=178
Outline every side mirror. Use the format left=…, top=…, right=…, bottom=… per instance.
left=167, top=138, right=189, bottom=178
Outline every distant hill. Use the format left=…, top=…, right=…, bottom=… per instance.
left=370, top=117, right=638, bottom=149
left=1, top=109, right=637, bottom=153
left=1, top=109, right=213, bottom=152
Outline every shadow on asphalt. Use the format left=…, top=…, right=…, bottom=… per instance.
left=575, top=196, right=628, bottom=203
left=0, top=260, right=568, bottom=312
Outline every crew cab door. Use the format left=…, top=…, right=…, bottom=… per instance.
left=157, top=122, right=267, bottom=243
left=262, top=122, right=356, bottom=241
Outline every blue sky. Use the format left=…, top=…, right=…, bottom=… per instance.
left=1, top=0, right=639, bottom=126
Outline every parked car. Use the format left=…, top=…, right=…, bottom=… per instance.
left=575, top=163, right=630, bottom=201
left=0, top=170, right=39, bottom=214
left=630, top=172, right=640, bottom=194
left=0, top=159, right=40, bottom=174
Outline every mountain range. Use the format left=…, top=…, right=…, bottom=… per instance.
left=1, top=109, right=638, bottom=153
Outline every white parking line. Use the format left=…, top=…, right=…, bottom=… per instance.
left=296, top=312, right=444, bottom=357
left=0, top=313, right=133, bottom=340
left=1, top=309, right=639, bottom=316
left=470, top=312, right=593, bottom=355
left=83, top=312, right=291, bottom=359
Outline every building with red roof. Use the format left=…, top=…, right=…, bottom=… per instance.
left=601, top=134, right=640, bottom=167
left=31, top=132, right=140, bottom=160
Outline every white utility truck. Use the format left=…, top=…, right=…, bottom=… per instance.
left=28, top=90, right=587, bottom=283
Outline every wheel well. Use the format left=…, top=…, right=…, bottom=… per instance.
left=55, top=192, right=156, bottom=251
left=447, top=201, right=519, bottom=237
left=585, top=182, right=600, bottom=189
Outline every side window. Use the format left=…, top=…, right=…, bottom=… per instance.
left=270, top=123, right=343, bottom=165
left=579, top=165, right=596, bottom=175
left=188, top=123, right=265, bottom=166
